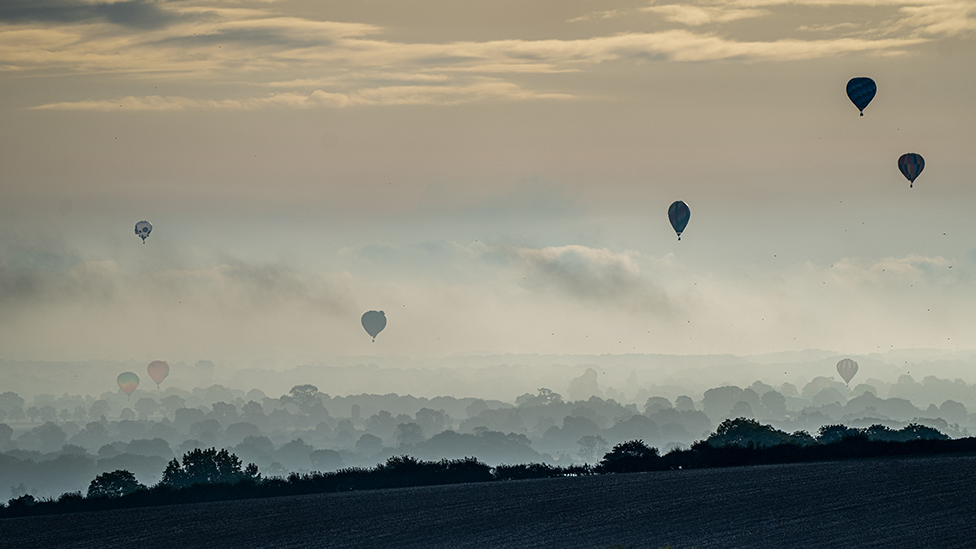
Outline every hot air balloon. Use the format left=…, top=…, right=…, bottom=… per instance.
left=361, top=310, right=387, bottom=342
left=846, top=77, right=876, bottom=116
left=836, top=358, right=858, bottom=385
left=668, top=201, right=691, bottom=241
left=898, top=153, right=925, bottom=188
left=147, top=360, right=170, bottom=388
left=117, top=372, right=140, bottom=398
left=135, top=221, right=152, bottom=243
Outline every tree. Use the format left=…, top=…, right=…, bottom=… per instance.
left=241, top=400, right=265, bottom=421
left=415, top=408, right=450, bottom=436
left=26, top=406, right=39, bottom=423
left=818, top=424, right=863, bottom=444
left=365, top=411, right=397, bottom=439
left=134, top=398, right=158, bottom=419
left=87, top=470, right=145, bottom=498
left=0, top=392, right=26, bottom=413
left=275, top=438, right=314, bottom=471
left=644, top=397, right=673, bottom=414
left=310, top=449, right=344, bottom=471
left=31, top=422, right=67, bottom=453
left=160, top=448, right=259, bottom=489
left=674, top=395, right=695, bottom=412
left=211, top=401, right=238, bottom=423
left=89, top=400, right=110, bottom=419
left=288, top=385, right=322, bottom=415
left=72, top=405, right=88, bottom=422
left=7, top=406, right=25, bottom=423
left=577, top=435, right=609, bottom=464
left=160, top=395, right=186, bottom=416
left=597, top=439, right=660, bottom=473
left=38, top=405, right=57, bottom=423
left=515, top=388, right=562, bottom=407
left=356, top=433, right=383, bottom=456
left=395, top=423, right=425, bottom=447
left=7, top=494, right=36, bottom=509
left=761, top=391, right=787, bottom=417
left=707, top=418, right=812, bottom=448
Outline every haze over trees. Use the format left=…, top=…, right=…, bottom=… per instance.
left=2, top=354, right=975, bottom=500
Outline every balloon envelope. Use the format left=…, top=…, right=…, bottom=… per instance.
left=361, top=310, right=387, bottom=342
left=898, top=153, right=925, bottom=187
left=846, top=77, right=876, bottom=116
left=135, top=220, right=153, bottom=243
left=836, top=358, right=858, bottom=385
left=147, top=360, right=169, bottom=387
left=668, top=201, right=691, bottom=240
left=117, top=372, right=140, bottom=396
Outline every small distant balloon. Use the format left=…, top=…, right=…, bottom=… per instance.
left=668, top=201, right=691, bottom=241
left=362, top=310, right=387, bottom=342
left=135, top=221, right=152, bottom=243
left=898, top=153, right=925, bottom=188
left=59, top=198, right=72, bottom=216
left=147, top=360, right=170, bottom=388
left=117, top=372, right=140, bottom=397
left=836, top=358, right=858, bottom=385
left=846, top=77, right=876, bottom=116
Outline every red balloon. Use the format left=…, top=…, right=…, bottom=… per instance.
left=147, top=360, right=170, bottom=388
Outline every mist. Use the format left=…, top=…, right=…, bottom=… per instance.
left=3, top=348, right=976, bottom=499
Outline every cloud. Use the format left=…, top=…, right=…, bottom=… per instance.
left=0, top=238, right=355, bottom=318
left=642, top=5, right=769, bottom=26
left=491, top=244, right=675, bottom=312
left=568, top=9, right=627, bottom=23
left=1, top=0, right=950, bottom=110
left=824, top=254, right=957, bottom=287
left=31, top=81, right=573, bottom=110
left=0, top=0, right=181, bottom=29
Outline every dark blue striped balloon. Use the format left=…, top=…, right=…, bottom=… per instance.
left=898, top=153, right=924, bottom=188
left=668, top=201, right=691, bottom=241
left=846, top=77, right=876, bottom=116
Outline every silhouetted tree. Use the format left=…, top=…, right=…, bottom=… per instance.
left=6, top=494, right=36, bottom=509
left=160, top=448, right=259, bottom=489
left=87, top=470, right=144, bottom=499
left=707, top=418, right=813, bottom=448
left=818, top=424, right=864, bottom=444
left=597, top=439, right=660, bottom=473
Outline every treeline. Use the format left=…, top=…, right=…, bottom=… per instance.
left=3, top=418, right=971, bottom=519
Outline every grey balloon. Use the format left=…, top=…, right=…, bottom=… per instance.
left=134, top=220, right=153, bottom=243
left=361, top=310, right=387, bottom=342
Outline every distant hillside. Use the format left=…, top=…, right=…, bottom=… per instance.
left=4, top=455, right=976, bottom=549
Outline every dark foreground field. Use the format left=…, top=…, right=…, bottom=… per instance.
left=3, top=455, right=976, bottom=549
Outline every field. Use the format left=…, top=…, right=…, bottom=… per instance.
left=3, top=455, right=976, bottom=548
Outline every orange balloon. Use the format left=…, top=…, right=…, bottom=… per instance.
left=147, top=360, right=170, bottom=388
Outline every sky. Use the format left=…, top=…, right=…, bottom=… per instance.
left=1, top=0, right=975, bottom=364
